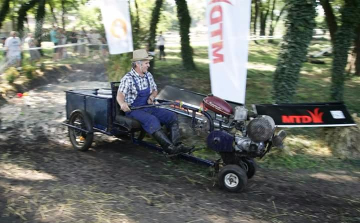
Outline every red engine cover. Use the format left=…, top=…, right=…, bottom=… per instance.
left=203, top=95, right=233, bottom=117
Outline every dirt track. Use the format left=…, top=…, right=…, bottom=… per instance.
left=0, top=65, right=359, bottom=223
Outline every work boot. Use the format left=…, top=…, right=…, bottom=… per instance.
left=152, top=130, right=180, bottom=155
left=169, top=119, right=181, bottom=146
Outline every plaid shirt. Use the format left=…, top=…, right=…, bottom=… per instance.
left=118, top=68, right=157, bottom=105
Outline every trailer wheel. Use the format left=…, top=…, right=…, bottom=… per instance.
left=68, top=109, right=93, bottom=151
left=241, top=158, right=258, bottom=179
left=218, top=164, right=248, bottom=192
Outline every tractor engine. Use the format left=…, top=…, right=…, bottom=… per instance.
left=203, top=95, right=286, bottom=160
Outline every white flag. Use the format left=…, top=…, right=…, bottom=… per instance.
left=101, top=0, right=133, bottom=54
left=206, top=0, right=251, bottom=104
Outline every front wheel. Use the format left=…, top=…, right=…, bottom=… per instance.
left=68, top=109, right=93, bottom=151
left=218, top=164, right=248, bottom=192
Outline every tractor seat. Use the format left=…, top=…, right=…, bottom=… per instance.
left=114, top=114, right=142, bottom=131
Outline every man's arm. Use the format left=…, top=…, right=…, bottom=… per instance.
left=116, top=91, right=131, bottom=112
left=147, top=90, right=158, bottom=104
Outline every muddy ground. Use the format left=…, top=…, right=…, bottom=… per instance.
left=0, top=64, right=359, bottom=223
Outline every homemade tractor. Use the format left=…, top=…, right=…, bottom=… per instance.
left=63, top=82, right=286, bottom=192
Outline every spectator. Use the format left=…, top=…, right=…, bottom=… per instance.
left=157, top=31, right=166, bottom=60
left=89, top=29, right=102, bottom=57
left=50, top=26, right=59, bottom=60
left=1, top=37, right=6, bottom=57
left=77, top=33, right=88, bottom=57
left=69, top=27, right=78, bottom=55
left=24, top=33, right=41, bottom=62
left=58, top=28, right=68, bottom=59
left=4, top=31, right=22, bottom=67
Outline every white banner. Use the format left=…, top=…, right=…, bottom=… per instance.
left=206, top=0, right=251, bottom=104
left=101, top=0, right=133, bottom=54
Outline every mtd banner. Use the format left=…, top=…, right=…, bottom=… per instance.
left=206, top=0, right=251, bottom=104
left=101, top=0, right=133, bottom=54
left=255, top=102, right=356, bottom=127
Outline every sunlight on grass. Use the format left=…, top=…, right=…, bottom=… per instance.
left=0, top=163, right=57, bottom=181
left=310, top=172, right=359, bottom=183
left=247, top=62, right=276, bottom=72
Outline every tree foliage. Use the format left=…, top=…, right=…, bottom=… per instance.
left=273, top=0, right=317, bottom=103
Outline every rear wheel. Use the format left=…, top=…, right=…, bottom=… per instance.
left=68, top=109, right=93, bottom=151
left=218, top=164, right=248, bottom=192
left=241, top=158, right=258, bottom=179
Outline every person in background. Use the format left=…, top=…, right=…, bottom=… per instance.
left=157, top=31, right=166, bottom=60
left=117, top=49, right=193, bottom=155
left=89, top=29, right=102, bottom=57
left=50, top=26, right=59, bottom=60
left=24, top=33, right=41, bottom=62
left=4, top=31, right=22, bottom=67
left=69, top=27, right=78, bottom=55
left=1, top=37, right=6, bottom=57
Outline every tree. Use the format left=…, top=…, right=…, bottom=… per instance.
left=319, top=0, right=338, bottom=45
left=259, top=0, right=271, bottom=36
left=330, top=0, right=360, bottom=101
left=0, top=0, right=11, bottom=29
left=273, top=0, right=317, bottom=103
left=147, top=0, right=164, bottom=73
left=17, top=0, right=38, bottom=37
left=175, top=0, right=196, bottom=70
left=268, top=0, right=287, bottom=43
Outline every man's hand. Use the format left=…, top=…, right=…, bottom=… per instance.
left=120, top=102, right=131, bottom=112
left=147, top=95, right=155, bottom=105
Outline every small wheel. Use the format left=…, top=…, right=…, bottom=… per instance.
left=218, top=164, right=248, bottom=192
left=241, top=158, right=258, bottom=179
left=68, top=109, right=93, bottom=151
left=131, top=130, right=146, bottom=141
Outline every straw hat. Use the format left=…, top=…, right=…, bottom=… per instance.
left=131, top=49, right=153, bottom=61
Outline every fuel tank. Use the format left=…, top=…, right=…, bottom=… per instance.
left=203, top=95, right=233, bottom=117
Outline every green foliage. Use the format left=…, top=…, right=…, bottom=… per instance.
left=23, top=65, right=36, bottom=79
left=106, top=53, right=132, bottom=82
left=76, top=7, right=103, bottom=31
left=175, top=0, right=196, bottom=70
left=330, top=0, right=360, bottom=101
left=272, top=0, right=317, bottom=103
left=4, top=67, right=20, bottom=83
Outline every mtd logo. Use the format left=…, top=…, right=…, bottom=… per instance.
left=208, top=0, right=233, bottom=64
left=282, top=108, right=324, bottom=124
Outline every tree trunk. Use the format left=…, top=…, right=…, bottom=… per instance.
left=147, top=0, right=163, bottom=73
left=61, top=0, right=66, bottom=29
left=355, top=23, right=360, bottom=76
left=130, top=0, right=141, bottom=49
left=259, top=0, right=270, bottom=36
left=273, top=0, right=317, bottom=103
left=268, top=0, right=276, bottom=39
left=49, top=0, right=58, bottom=26
left=35, top=0, right=46, bottom=56
left=175, top=0, right=196, bottom=70
left=253, top=0, right=259, bottom=36
left=331, top=0, right=360, bottom=101
left=0, top=0, right=11, bottom=29
left=17, top=0, right=39, bottom=37
left=319, top=0, right=338, bottom=45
